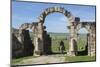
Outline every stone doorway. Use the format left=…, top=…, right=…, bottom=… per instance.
left=43, top=13, right=69, bottom=55
left=77, top=28, right=89, bottom=56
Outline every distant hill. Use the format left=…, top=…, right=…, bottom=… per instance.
left=12, top=28, right=87, bottom=40
left=48, top=32, right=69, bottom=36
left=47, top=32, right=87, bottom=40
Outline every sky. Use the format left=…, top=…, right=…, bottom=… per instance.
left=12, top=1, right=96, bottom=33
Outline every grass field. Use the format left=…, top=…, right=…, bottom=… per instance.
left=29, top=32, right=88, bottom=52
left=11, top=32, right=96, bottom=65
left=64, top=56, right=95, bottom=62
left=11, top=56, right=36, bottom=64
left=12, top=55, right=95, bottom=65
left=48, top=32, right=87, bottom=52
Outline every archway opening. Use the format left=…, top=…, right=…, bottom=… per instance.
left=22, top=28, right=34, bottom=56
left=28, top=29, right=34, bottom=41
left=77, top=28, right=89, bottom=55
left=43, top=13, right=70, bottom=54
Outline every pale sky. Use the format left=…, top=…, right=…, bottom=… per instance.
left=12, top=1, right=96, bottom=33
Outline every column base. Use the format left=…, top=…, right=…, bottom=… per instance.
left=88, top=49, right=96, bottom=56
left=33, top=50, right=43, bottom=56
left=67, top=51, right=77, bottom=56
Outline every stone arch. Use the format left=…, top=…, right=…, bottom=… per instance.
left=36, top=7, right=81, bottom=56
left=16, top=7, right=95, bottom=56
left=76, top=22, right=95, bottom=33
left=18, top=23, right=36, bottom=43
left=19, top=23, right=34, bottom=30
left=12, top=6, right=96, bottom=57
left=19, top=22, right=39, bottom=39
left=76, top=22, right=91, bottom=33
left=37, top=6, right=76, bottom=24
left=17, top=23, right=39, bottom=56
left=75, top=22, right=96, bottom=56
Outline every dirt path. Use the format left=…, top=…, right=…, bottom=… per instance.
left=15, top=54, right=67, bottom=65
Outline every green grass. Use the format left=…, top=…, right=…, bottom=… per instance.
left=50, top=33, right=87, bottom=52
left=29, top=32, right=88, bottom=52
left=12, top=33, right=95, bottom=65
left=77, top=38, right=87, bottom=51
left=11, top=56, right=37, bottom=64
left=65, top=56, right=96, bottom=62
left=51, top=39, right=69, bottom=52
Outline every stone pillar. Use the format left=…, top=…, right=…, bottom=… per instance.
left=67, top=17, right=79, bottom=56
left=68, top=38, right=77, bottom=56
left=33, top=22, right=44, bottom=56
left=88, top=32, right=96, bottom=56
left=18, top=29, right=24, bottom=44
left=87, top=33, right=91, bottom=56
left=87, top=33, right=92, bottom=56
left=68, top=24, right=77, bottom=56
left=33, top=35, right=40, bottom=56
left=92, top=31, right=96, bottom=56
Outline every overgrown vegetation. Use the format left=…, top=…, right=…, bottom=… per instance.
left=48, top=33, right=87, bottom=52
left=65, top=56, right=95, bottom=62
left=12, top=32, right=95, bottom=65
left=11, top=56, right=37, bottom=64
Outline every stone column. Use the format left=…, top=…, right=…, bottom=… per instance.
left=68, top=24, right=78, bottom=56
left=67, top=17, right=79, bottom=56
left=87, top=33, right=91, bottom=56
left=88, top=32, right=96, bottom=56
left=33, top=35, right=40, bottom=56
left=92, top=31, right=96, bottom=56
left=34, top=22, right=44, bottom=56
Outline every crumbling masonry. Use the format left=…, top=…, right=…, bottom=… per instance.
left=12, top=7, right=96, bottom=57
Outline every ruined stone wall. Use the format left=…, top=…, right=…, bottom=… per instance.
left=12, top=7, right=96, bottom=57
left=12, top=29, right=34, bottom=58
left=12, top=33, right=23, bottom=58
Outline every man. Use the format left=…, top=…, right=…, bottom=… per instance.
left=59, top=40, right=65, bottom=54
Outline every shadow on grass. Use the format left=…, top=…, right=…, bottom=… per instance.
left=52, top=52, right=66, bottom=54
left=77, top=50, right=88, bottom=56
